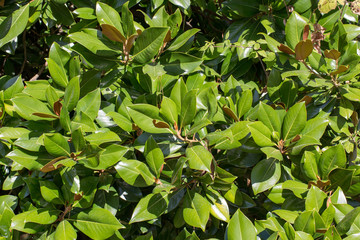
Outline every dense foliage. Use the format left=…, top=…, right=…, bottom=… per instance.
left=1, top=0, right=360, bottom=239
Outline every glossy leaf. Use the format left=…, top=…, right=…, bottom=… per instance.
left=183, top=190, right=210, bottom=231
left=74, top=208, right=124, bottom=239
left=225, top=209, right=257, bottom=240
left=251, top=158, right=281, bottom=195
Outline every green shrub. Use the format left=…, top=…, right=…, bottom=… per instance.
left=0, top=0, right=360, bottom=239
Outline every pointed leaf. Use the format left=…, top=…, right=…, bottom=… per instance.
left=225, top=209, right=257, bottom=240
left=74, top=208, right=124, bottom=239
left=183, top=190, right=210, bottom=231
left=251, top=158, right=281, bottom=195
left=186, top=145, right=212, bottom=172
left=130, top=192, right=169, bottom=223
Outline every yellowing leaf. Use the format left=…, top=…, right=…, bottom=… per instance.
left=278, top=44, right=295, bottom=55
left=350, top=0, right=360, bottom=15
left=330, top=65, right=349, bottom=76
left=295, top=39, right=313, bottom=60
left=324, top=49, right=341, bottom=60
left=318, top=0, right=337, bottom=14
left=101, top=24, right=126, bottom=43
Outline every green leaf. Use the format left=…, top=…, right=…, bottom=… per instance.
left=285, top=11, right=308, bottom=49
left=84, top=144, right=128, bottom=170
left=301, top=117, right=329, bottom=139
left=340, top=87, right=360, bottom=102
left=84, top=129, right=121, bottom=146
left=282, top=180, right=308, bottom=198
left=75, top=176, right=99, bottom=208
left=170, top=78, right=187, bottom=113
left=294, top=210, right=325, bottom=235
left=144, top=136, right=164, bottom=178
left=261, top=147, right=283, bottom=161
left=248, top=122, right=275, bottom=147
left=133, top=27, right=169, bottom=64
left=305, top=186, right=327, bottom=211
left=169, top=0, right=190, bottom=9
left=225, top=209, right=257, bottom=240
left=186, top=144, right=212, bottom=172
left=46, top=58, right=68, bottom=88
left=206, top=187, right=230, bottom=222
left=44, top=133, right=70, bottom=157
left=55, top=220, right=77, bottom=240
left=11, top=209, right=60, bottom=234
left=76, top=88, right=100, bottom=120
left=223, top=0, right=259, bottom=18
left=258, top=102, right=281, bottom=133
left=183, top=190, right=210, bottom=231
left=115, top=159, right=155, bottom=187
left=160, top=97, right=178, bottom=125
left=0, top=195, right=17, bottom=210
left=0, top=4, right=30, bottom=48
left=180, top=89, right=197, bottom=128
left=237, top=90, right=252, bottom=119
left=127, top=104, right=171, bottom=134
left=168, top=29, right=200, bottom=51
left=12, top=95, right=57, bottom=121
left=328, top=168, right=354, bottom=192
left=251, top=158, right=281, bottom=195
left=121, top=2, right=136, bottom=38
left=64, top=76, right=80, bottom=111
left=130, top=192, right=169, bottom=223
left=282, top=102, right=307, bottom=141
left=3, top=75, right=24, bottom=100
left=160, top=52, right=203, bottom=75
left=107, top=111, right=133, bottom=132
left=74, top=208, right=124, bottom=239
left=96, top=2, right=124, bottom=37
left=40, top=180, right=64, bottom=205
left=69, top=30, right=120, bottom=57
left=336, top=207, right=360, bottom=235
left=301, top=151, right=319, bottom=180
left=6, top=150, right=52, bottom=171
left=319, top=144, right=346, bottom=179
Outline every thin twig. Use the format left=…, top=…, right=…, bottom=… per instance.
left=19, top=30, right=27, bottom=74
left=301, top=60, right=324, bottom=79
left=29, top=61, right=47, bottom=81
left=257, top=52, right=269, bottom=81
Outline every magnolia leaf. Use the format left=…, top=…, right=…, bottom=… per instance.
left=324, top=49, right=341, bottom=60
left=318, top=0, right=337, bottom=14
left=330, top=65, right=349, bottom=76
left=295, top=39, right=313, bottom=60
left=278, top=44, right=295, bottom=55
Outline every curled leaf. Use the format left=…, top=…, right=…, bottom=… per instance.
left=222, top=106, right=238, bottom=122
left=291, top=135, right=301, bottom=143
left=54, top=100, right=62, bottom=116
left=295, top=39, right=313, bottom=60
left=330, top=65, right=349, bottom=76
left=32, top=113, right=58, bottom=119
left=101, top=24, right=126, bottom=43
left=299, top=95, right=313, bottom=105
left=153, top=119, right=170, bottom=129
left=324, top=49, right=341, bottom=60
left=303, top=25, right=310, bottom=41
left=278, top=44, right=295, bottom=55
left=40, top=156, right=67, bottom=173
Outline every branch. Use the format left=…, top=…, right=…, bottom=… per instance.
left=29, top=61, right=47, bottom=81
left=19, top=30, right=27, bottom=74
